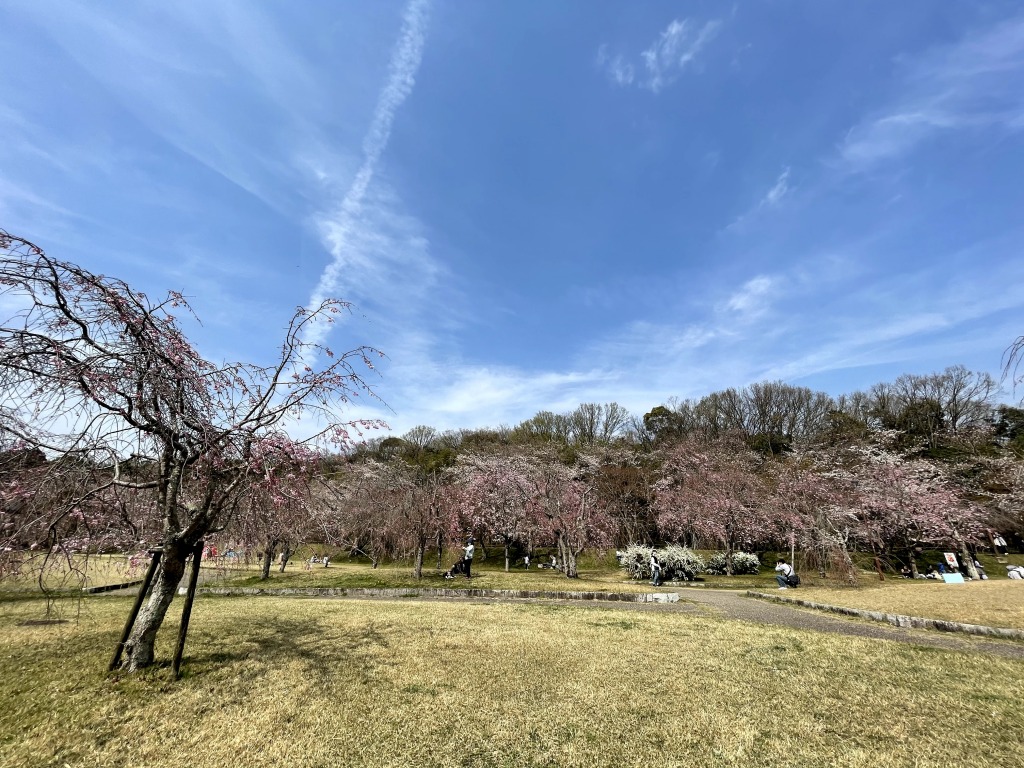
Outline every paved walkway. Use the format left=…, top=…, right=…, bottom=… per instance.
left=671, top=588, right=1024, bottom=660
left=321, top=585, right=1024, bottom=659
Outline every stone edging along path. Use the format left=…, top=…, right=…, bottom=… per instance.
left=193, top=586, right=680, bottom=603
left=746, top=590, right=1024, bottom=642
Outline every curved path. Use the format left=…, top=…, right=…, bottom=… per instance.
left=394, top=587, right=1024, bottom=659
left=671, top=588, right=1024, bottom=660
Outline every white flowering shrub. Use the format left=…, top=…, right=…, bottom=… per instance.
left=620, top=544, right=706, bottom=581
left=620, top=544, right=655, bottom=579
left=705, top=551, right=761, bottom=575
left=659, top=545, right=705, bottom=581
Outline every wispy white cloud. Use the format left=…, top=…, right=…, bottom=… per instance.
left=727, top=166, right=792, bottom=230
left=595, top=45, right=635, bottom=87
left=641, top=19, right=722, bottom=93
left=722, top=275, right=779, bottom=318
left=306, top=0, right=432, bottom=347
left=839, top=15, right=1024, bottom=169
left=4, top=0, right=376, bottom=220
left=762, top=167, right=790, bottom=206
left=597, top=17, right=721, bottom=93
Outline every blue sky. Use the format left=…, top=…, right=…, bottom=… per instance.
left=2, top=1, right=1023, bottom=437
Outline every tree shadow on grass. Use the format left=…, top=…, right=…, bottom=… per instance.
left=183, top=614, right=392, bottom=684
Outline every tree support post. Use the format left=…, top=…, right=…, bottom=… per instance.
left=109, top=548, right=162, bottom=672
left=172, top=540, right=205, bottom=680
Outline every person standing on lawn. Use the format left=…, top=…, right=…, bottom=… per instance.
left=462, top=537, right=475, bottom=579
left=650, top=552, right=662, bottom=587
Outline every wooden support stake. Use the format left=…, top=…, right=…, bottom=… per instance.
left=172, top=540, right=204, bottom=680
left=109, top=548, right=162, bottom=672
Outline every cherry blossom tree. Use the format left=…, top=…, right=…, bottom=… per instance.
left=528, top=455, right=614, bottom=578
left=770, top=456, right=857, bottom=581
left=0, top=231, right=383, bottom=671
left=225, top=454, right=321, bottom=580
left=460, top=454, right=535, bottom=571
left=653, top=436, right=772, bottom=574
left=849, top=462, right=908, bottom=560
left=327, top=458, right=457, bottom=577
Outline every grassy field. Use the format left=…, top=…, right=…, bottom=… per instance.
left=0, top=554, right=147, bottom=593
left=217, top=554, right=785, bottom=593
left=1, top=594, right=1023, bottom=767
left=789, top=580, right=1024, bottom=630
left=208, top=556, right=1024, bottom=633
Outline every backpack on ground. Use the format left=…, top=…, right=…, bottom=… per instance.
left=787, top=571, right=801, bottom=587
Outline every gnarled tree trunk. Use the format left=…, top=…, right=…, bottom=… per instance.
left=120, top=542, right=189, bottom=672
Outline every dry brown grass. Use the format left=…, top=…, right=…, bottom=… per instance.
left=0, top=554, right=147, bottom=593
left=1, top=594, right=1022, bottom=767
left=793, top=580, right=1024, bottom=630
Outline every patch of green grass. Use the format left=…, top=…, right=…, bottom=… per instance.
left=218, top=559, right=658, bottom=593
left=221, top=556, right=785, bottom=594
left=1, top=595, right=1022, bottom=767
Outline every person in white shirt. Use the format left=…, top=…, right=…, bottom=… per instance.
left=650, top=553, right=662, bottom=587
left=775, top=559, right=794, bottom=589
left=1007, top=565, right=1024, bottom=580
left=462, top=538, right=475, bottom=579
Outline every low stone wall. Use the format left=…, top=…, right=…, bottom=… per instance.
left=194, top=586, right=679, bottom=603
left=747, top=590, right=1024, bottom=641
left=82, top=579, right=144, bottom=594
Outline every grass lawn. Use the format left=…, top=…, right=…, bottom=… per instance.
left=786, top=579, right=1024, bottom=630
left=2, top=594, right=1023, bottom=767
left=0, top=554, right=149, bottom=594
left=217, top=556, right=784, bottom=593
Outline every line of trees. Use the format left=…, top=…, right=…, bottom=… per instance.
left=280, top=423, right=1013, bottom=584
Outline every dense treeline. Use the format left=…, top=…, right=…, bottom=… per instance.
left=214, top=366, right=1023, bottom=582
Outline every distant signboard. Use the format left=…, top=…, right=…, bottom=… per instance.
left=944, top=552, right=959, bottom=569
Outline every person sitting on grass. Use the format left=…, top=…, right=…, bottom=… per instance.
left=774, top=558, right=794, bottom=590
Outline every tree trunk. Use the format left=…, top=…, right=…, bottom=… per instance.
left=725, top=534, right=734, bottom=576
left=908, top=548, right=920, bottom=578
left=260, top=542, right=274, bottom=580
left=837, top=544, right=857, bottom=584
left=557, top=533, right=578, bottom=578
left=278, top=543, right=293, bottom=573
left=119, top=543, right=188, bottom=672
left=504, top=538, right=511, bottom=572
left=436, top=529, right=443, bottom=570
left=956, top=537, right=979, bottom=580
left=413, top=532, right=426, bottom=579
